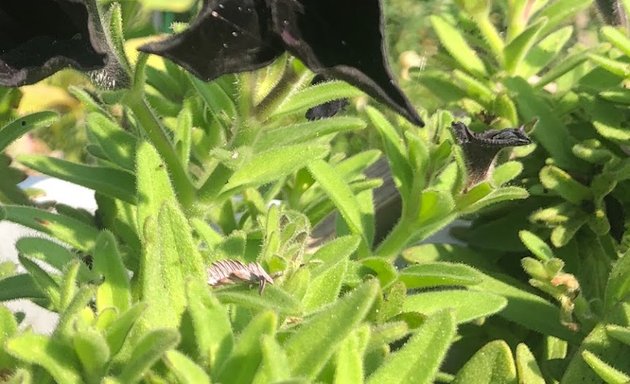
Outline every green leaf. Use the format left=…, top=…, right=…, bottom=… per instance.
left=214, top=285, right=301, bottom=316
left=519, top=26, right=573, bottom=78
left=73, top=328, right=110, bottom=384
left=334, top=328, right=368, bottom=384
left=535, top=0, right=592, bottom=35
left=460, top=186, right=528, bottom=214
left=366, top=106, right=413, bottom=197
left=254, top=335, right=291, bottom=384
left=86, top=113, right=136, bottom=171
left=217, top=311, right=277, bottom=384
left=581, top=350, right=630, bottom=384
left=17, top=155, right=136, bottom=204
left=453, top=70, right=494, bottom=105
left=0, top=305, right=17, bottom=369
left=7, top=333, right=82, bottom=384
left=519, top=230, right=554, bottom=261
left=540, top=165, right=592, bottom=204
left=180, top=283, right=233, bottom=369
left=504, top=77, right=578, bottom=170
left=93, top=231, right=131, bottom=314
left=164, top=350, right=211, bottom=384
left=430, top=15, right=488, bottom=76
left=302, top=260, right=348, bottom=312
left=367, top=310, right=456, bottom=384
left=224, top=144, right=329, bottom=190
left=105, top=303, right=148, bottom=357
left=601, top=26, right=630, bottom=57
left=284, top=280, right=379, bottom=379
left=189, top=75, right=237, bottom=123
left=604, top=248, right=630, bottom=310
left=105, top=2, right=132, bottom=75
left=606, top=325, right=630, bottom=347
left=492, top=161, right=523, bottom=187
left=15, top=237, right=92, bottom=281
left=0, top=111, right=58, bottom=152
left=399, top=262, right=483, bottom=289
left=588, top=54, right=629, bottom=78
left=18, top=255, right=60, bottom=308
left=504, top=18, right=547, bottom=74
left=404, top=290, right=507, bottom=324
left=272, top=80, right=363, bottom=118
left=453, top=340, right=517, bottom=384
left=0, top=274, right=46, bottom=302
left=515, top=344, right=545, bottom=384
left=118, top=329, right=180, bottom=384
left=256, top=117, right=367, bottom=151
left=135, top=140, right=178, bottom=237
left=308, top=159, right=364, bottom=237
left=140, top=202, right=206, bottom=330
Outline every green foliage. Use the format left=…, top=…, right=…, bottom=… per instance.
left=0, top=0, right=629, bottom=383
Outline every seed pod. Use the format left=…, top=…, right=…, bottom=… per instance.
left=207, top=260, right=274, bottom=294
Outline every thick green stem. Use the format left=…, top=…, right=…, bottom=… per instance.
left=126, top=54, right=194, bottom=208
left=375, top=218, right=415, bottom=260
left=127, top=98, right=195, bottom=208
left=197, top=163, right=233, bottom=203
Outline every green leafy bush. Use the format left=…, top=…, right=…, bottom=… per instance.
left=0, top=0, right=629, bottom=383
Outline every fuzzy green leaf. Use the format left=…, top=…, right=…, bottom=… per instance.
left=214, top=285, right=301, bottom=315
left=93, top=231, right=131, bottom=314
left=430, top=16, right=487, bottom=76
left=504, top=18, right=547, bottom=74
left=73, top=328, right=110, bottom=384
left=7, top=333, right=82, bottom=384
left=399, top=262, right=483, bottom=289
left=404, top=290, right=507, bottom=324
left=492, top=161, right=524, bottom=187
left=225, top=144, right=329, bottom=190
left=308, top=159, right=364, bottom=237
left=515, top=344, right=545, bottom=384
left=164, top=350, right=211, bottom=384
left=217, top=311, right=277, bottom=384
left=0, top=111, right=58, bottom=152
left=540, top=165, right=592, bottom=204
left=604, top=248, right=630, bottom=310
left=519, top=230, right=554, bottom=261
left=254, top=335, right=291, bottom=384
left=453, top=340, right=517, bottom=384
left=17, top=155, right=136, bottom=204
left=105, top=303, right=148, bottom=357
left=0, top=305, right=17, bottom=369
left=272, top=81, right=362, bottom=117
left=284, top=280, right=379, bottom=379
left=367, top=310, right=456, bottom=384
left=86, top=113, right=136, bottom=171
left=519, top=26, right=573, bottom=77
left=581, top=350, right=630, bottom=384
left=118, top=329, right=180, bottom=384
left=140, top=202, right=206, bottom=330
left=302, top=260, right=348, bottom=312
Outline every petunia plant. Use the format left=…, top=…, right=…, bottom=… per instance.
left=0, top=0, right=628, bottom=383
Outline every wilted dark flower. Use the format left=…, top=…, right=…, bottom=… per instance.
left=139, top=0, right=423, bottom=126
left=207, top=259, right=274, bottom=294
left=452, top=121, right=532, bottom=186
left=0, top=0, right=126, bottom=88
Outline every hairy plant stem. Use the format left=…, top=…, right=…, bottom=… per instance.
left=376, top=174, right=424, bottom=260
left=126, top=54, right=194, bottom=209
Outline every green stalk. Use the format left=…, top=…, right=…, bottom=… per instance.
left=125, top=54, right=194, bottom=208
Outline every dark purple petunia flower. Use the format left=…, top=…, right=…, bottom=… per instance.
left=139, top=0, right=423, bottom=126
left=0, top=0, right=125, bottom=87
left=452, top=121, right=532, bottom=186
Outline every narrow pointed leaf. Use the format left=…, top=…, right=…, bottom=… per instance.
left=118, top=329, right=180, bottom=384
left=93, top=231, right=131, bottom=314
left=367, top=310, right=456, bottom=384
left=515, top=344, right=545, bottom=384
left=404, top=290, right=507, bottom=324
left=430, top=16, right=487, bottom=76
left=164, top=350, right=211, bottom=384
left=284, top=280, right=379, bottom=379
left=0, top=111, right=58, bottom=152
left=453, top=340, right=517, bottom=384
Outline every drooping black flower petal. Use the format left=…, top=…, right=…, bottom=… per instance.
left=271, top=0, right=423, bottom=126
left=139, top=0, right=423, bottom=126
left=452, top=121, right=532, bottom=185
left=305, top=74, right=349, bottom=121
left=140, top=0, right=284, bottom=82
left=0, top=0, right=113, bottom=87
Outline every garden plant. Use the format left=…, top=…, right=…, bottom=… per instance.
left=0, top=0, right=629, bottom=383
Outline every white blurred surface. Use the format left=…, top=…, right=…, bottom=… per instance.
left=0, top=177, right=96, bottom=334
